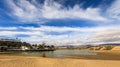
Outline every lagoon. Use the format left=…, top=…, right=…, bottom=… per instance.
left=0, top=50, right=97, bottom=58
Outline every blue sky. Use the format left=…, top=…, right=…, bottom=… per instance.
left=0, top=0, right=120, bottom=45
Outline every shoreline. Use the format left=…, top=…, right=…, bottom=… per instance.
left=0, top=50, right=120, bottom=59
left=63, top=50, right=120, bottom=60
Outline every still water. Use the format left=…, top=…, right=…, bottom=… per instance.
left=1, top=50, right=97, bottom=58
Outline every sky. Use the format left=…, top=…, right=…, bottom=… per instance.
left=0, top=0, right=120, bottom=45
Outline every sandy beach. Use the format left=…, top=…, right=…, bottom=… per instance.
left=0, top=50, right=120, bottom=67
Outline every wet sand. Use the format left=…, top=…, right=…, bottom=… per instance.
left=0, top=50, right=120, bottom=67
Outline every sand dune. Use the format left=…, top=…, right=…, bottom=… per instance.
left=0, top=55, right=120, bottom=67
left=112, top=46, right=120, bottom=50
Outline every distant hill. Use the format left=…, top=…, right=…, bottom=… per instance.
left=98, top=43, right=120, bottom=46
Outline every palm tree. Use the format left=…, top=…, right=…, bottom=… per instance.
left=50, top=45, right=55, bottom=49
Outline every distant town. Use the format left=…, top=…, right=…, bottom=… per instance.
left=0, top=38, right=55, bottom=51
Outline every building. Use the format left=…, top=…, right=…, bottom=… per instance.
left=0, top=46, right=8, bottom=51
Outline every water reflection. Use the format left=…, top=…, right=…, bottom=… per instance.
left=0, top=50, right=97, bottom=58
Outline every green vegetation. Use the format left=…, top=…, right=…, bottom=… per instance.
left=104, top=46, right=114, bottom=50
left=0, top=41, right=31, bottom=48
left=32, top=42, right=55, bottom=50
left=0, top=41, right=55, bottom=51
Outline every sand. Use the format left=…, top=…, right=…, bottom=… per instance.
left=0, top=51, right=120, bottom=67
left=112, top=46, right=120, bottom=50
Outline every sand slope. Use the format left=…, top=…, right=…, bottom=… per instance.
left=112, top=46, right=120, bottom=50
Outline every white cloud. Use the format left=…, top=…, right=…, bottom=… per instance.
left=19, top=25, right=120, bottom=33
left=0, top=27, right=17, bottom=30
left=7, top=0, right=41, bottom=22
left=0, top=0, right=120, bottom=45
left=84, top=30, right=120, bottom=45
left=0, top=25, right=120, bottom=45
left=42, top=1, right=107, bottom=21
left=106, top=0, right=120, bottom=20
left=0, top=30, right=44, bottom=37
left=6, top=0, right=107, bottom=22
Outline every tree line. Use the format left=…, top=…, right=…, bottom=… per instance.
left=0, top=41, right=55, bottom=50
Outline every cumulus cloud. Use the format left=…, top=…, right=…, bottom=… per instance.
left=6, top=0, right=107, bottom=22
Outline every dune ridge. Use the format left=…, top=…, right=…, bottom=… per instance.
left=112, top=46, right=120, bottom=50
